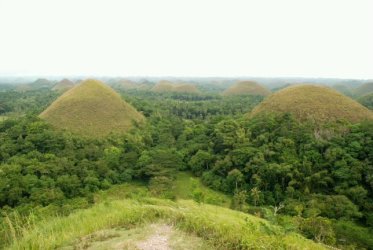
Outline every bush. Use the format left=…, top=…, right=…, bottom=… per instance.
left=149, top=176, right=175, bottom=199
left=297, top=217, right=336, bottom=245
left=333, top=220, right=373, bottom=249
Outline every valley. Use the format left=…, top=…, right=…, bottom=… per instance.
left=1, top=78, right=373, bottom=249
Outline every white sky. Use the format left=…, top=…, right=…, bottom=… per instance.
left=0, top=0, right=372, bottom=78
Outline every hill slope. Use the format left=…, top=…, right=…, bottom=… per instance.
left=250, top=85, right=373, bottom=123
left=354, top=82, right=373, bottom=97
left=52, top=79, right=75, bottom=92
left=358, top=93, right=373, bottom=110
left=40, top=79, right=145, bottom=137
left=223, top=81, right=271, bottom=96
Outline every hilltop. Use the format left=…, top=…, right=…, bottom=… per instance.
left=222, top=81, right=271, bottom=96
left=40, top=79, right=145, bottom=137
left=52, top=79, right=75, bottom=92
left=250, top=85, right=373, bottom=124
left=152, top=80, right=200, bottom=94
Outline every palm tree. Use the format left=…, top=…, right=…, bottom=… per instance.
left=250, top=187, right=261, bottom=206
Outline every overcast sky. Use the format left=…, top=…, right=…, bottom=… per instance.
left=0, top=0, right=372, bottom=78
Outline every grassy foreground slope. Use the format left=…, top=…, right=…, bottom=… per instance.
left=40, top=79, right=145, bottom=137
left=222, top=81, right=271, bottom=96
left=251, top=84, right=373, bottom=123
left=7, top=198, right=326, bottom=250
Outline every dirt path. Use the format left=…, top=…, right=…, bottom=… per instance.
left=63, top=223, right=212, bottom=250
left=135, top=224, right=172, bottom=250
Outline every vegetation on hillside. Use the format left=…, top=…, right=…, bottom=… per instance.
left=358, top=93, right=373, bottom=110
left=354, top=82, right=373, bottom=97
left=0, top=89, right=58, bottom=116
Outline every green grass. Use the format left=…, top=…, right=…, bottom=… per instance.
left=39, top=79, right=145, bottom=137
left=0, top=174, right=329, bottom=249
left=174, top=172, right=231, bottom=207
left=0, top=115, right=8, bottom=122
left=94, top=172, right=231, bottom=207
left=251, top=84, right=373, bottom=124
left=223, top=81, right=271, bottom=96
left=94, top=181, right=150, bottom=202
left=5, top=198, right=327, bottom=250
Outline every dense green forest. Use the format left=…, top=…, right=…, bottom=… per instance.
left=1, top=87, right=373, bottom=249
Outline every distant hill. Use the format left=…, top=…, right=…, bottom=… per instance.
left=52, top=79, right=75, bottom=92
left=16, top=78, right=53, bottom=92
left=353, top=82, right=373, bottom=97
left=40, top=79, right=145, bottom=137
left=173, top=83, right=200, bottom=93
left=222, top=81, right=271, bottom=96
left=358, top=93, right=373, bottom=110
left=331, top=84, right=353, bottom=97
left=250, top=85, right=373, bottom=124
left=152, top=80, right=174, bottom=92
left=111, top=79, right=151, bottom=90
left=152, top=80, right=200, bottom=94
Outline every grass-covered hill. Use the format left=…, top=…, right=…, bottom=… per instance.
left=152, top=80, right=174, bottom=92
left=52, top=78, right=75, bottom=92
left=152, top=80, right=200, bottom=94
left=15, top=78, right=54, bottom=92
left=173, top=83, right=200, bottom=93
left=111, top=79, right=151, bottom=90
left=250, top=84, right=373, bottom=124
left=353, top=82, right=373, bottom=97
left=222, top=81, right=271, bottom=96
left=39, top=79, right=145, bottom=137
